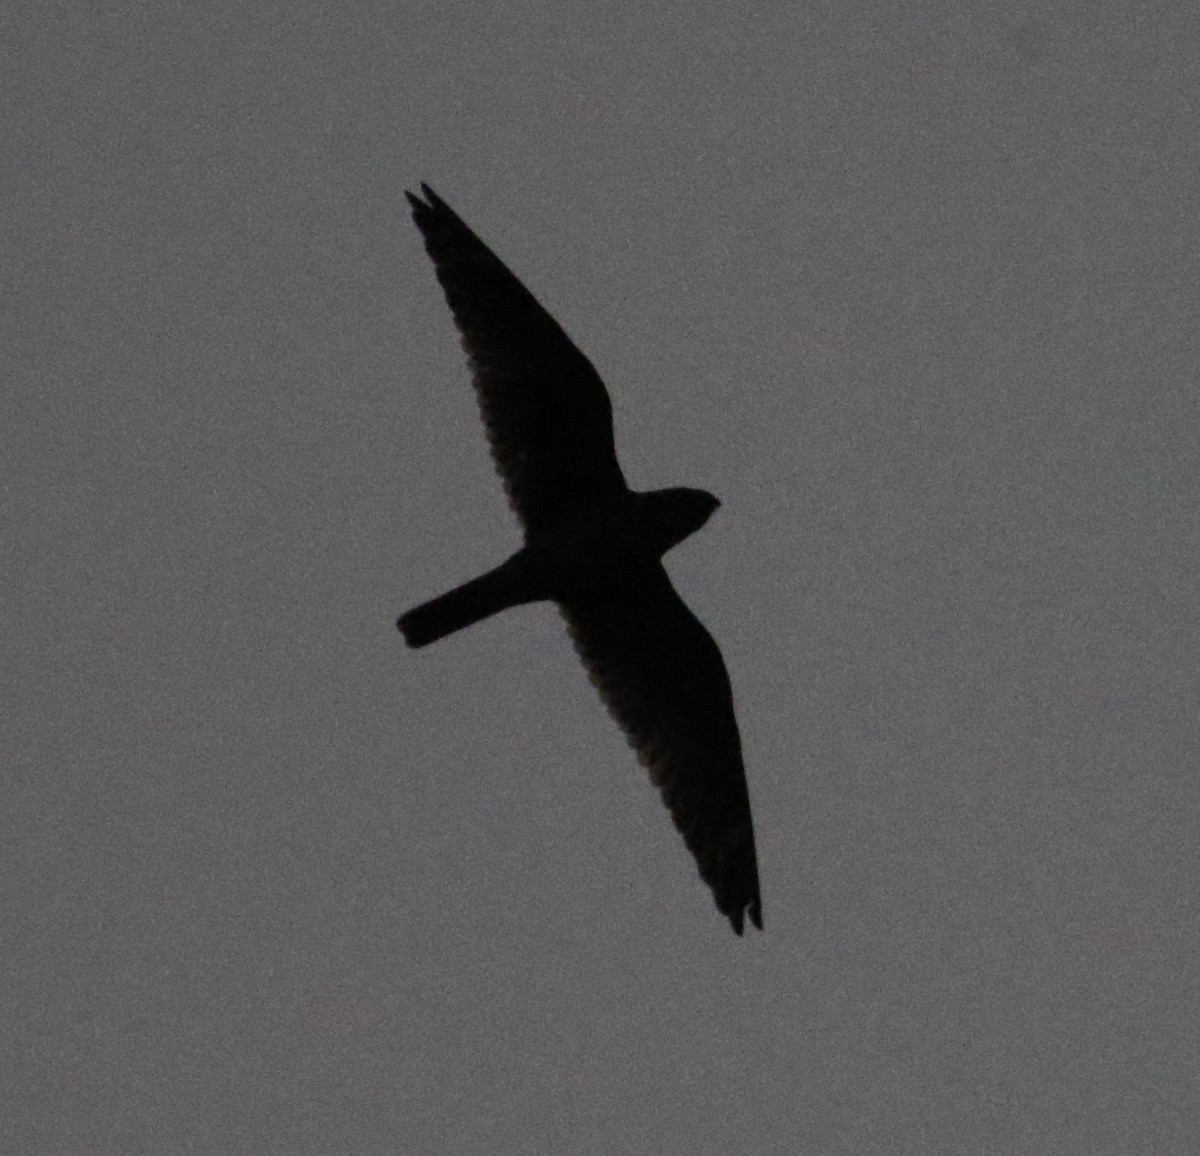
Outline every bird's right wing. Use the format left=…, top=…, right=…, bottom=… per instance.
left=407, top=185, right=628, bottom=534
left=559, top=563, right=762, bottom=934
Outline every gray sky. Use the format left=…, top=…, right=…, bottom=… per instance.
left=6, top=3, right=1199, bottom=1152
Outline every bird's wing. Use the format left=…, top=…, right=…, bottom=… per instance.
left=407, top=184, right=628, bottom=534
left=559, top=564, right=762, bottom=934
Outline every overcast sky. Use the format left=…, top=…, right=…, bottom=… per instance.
left=6, top=3, right=1199, bottom=1153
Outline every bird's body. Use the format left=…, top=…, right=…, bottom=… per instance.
left=400, top=487, right=720, bottom=647
left=398, top=185, right=762, bottom=934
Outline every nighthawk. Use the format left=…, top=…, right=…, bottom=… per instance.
left=398, top=185, right=762, bottom=934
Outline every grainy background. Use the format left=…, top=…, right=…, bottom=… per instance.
left=6, top=3, right=1198, bottom=1152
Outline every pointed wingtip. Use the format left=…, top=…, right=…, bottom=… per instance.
left=406, top=184, right=457, bottom=234
left=407, top=182, right=442, bottom=207
left=728, top=895, right=763, bottom=936
left=405, top=182, right=442, bottom=214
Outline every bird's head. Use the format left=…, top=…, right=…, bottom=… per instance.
left=640, top=486, right=721, bottom=556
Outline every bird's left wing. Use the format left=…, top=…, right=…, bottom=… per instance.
left=559, top=564, right=762, bottom=934
left=407, top=185, right=628, bottom=534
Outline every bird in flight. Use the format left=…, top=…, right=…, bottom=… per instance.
left=398, top=185, right=762, bottom=934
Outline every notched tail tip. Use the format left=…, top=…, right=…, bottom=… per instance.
left=396, top=614, right=421, bottom=646
left=397, top=610, right=439, bottom=649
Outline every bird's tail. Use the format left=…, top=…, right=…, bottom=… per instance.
left=398, top=554, right=541, bottom=647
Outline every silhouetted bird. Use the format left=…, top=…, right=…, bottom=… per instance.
left=398, top=185, right=762, bottom=934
